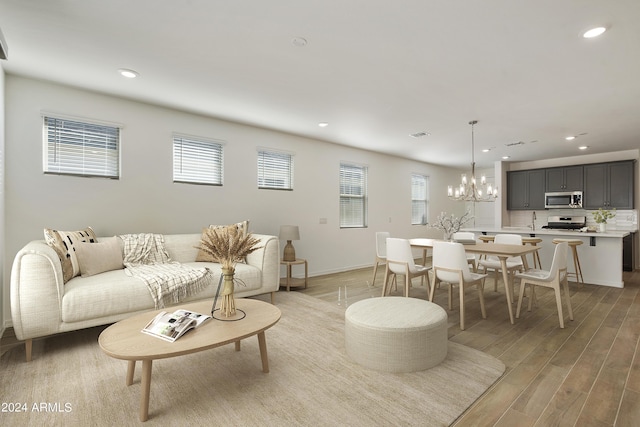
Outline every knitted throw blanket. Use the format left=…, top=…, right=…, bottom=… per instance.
left=120, top=233, right=213, bottom=309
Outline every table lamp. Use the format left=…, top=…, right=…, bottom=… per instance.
left=279, top=225, right=300, bottom=262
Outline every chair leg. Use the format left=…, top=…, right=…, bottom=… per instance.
left=516, top=280, right=527, bottom=318
left=448, top=283, right=453, bottom=310
left=372, top=261, right=379, bottom=285
left=563, top=278, right=574, bottom=321
left=429, top=273, right=437, bottom=302
left=404, top=274, right=411, bottom=297
left=494, top=270, right=499, bottom=292
left=554, top=284, right=565, bottom=329
left=382, top=266, right=391, bottom=297
left=477, top=280, right=487, bottom=319
left=459, top=282, right=466, bottom=330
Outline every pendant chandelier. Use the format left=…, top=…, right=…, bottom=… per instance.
left=447, top=120, right=497, bottom=202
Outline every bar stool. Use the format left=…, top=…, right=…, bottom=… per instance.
left=522, top=237, right=543, bottom=269
left=552, top=238, right=584, bottom=285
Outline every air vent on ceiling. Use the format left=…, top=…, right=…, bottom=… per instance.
left=410, top=131, right=430, bottom=138
left=505, top=141, right=525, bottom=147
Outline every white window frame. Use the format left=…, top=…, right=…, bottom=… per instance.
left=173, top=134, right=224, bottom=186
left=257, top=148, right=294, bottom=190
left=411, top=173, right=429, bottom=225
left=43, top=115, right=120, bottom=178
left=340, top=162, right=368, bottom=228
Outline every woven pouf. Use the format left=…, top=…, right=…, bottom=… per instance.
left=345, top=297, right=448, bottom=373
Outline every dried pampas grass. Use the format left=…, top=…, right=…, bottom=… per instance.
left=197, top=225, right=262, bottom=270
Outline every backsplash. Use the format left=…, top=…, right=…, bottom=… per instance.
left=509, top=209, right=638, bottom=230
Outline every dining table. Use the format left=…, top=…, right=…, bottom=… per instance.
left=409, top=238, right=541, bottom=325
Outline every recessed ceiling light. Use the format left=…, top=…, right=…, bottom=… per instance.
left=583, top=27, right=607, bottom=38
left=565, top=136, right=576, bottom=141
left=318, top=122, right=329, bottom=127
left=118, top=68, right=139, bottom=78
left=502, top=156, right=510, bottom=160
left=482, top=149, right=490, bottom=153
left=292, top=37, right=308, bottom=47
left=579, top=146, right=588, bottom=150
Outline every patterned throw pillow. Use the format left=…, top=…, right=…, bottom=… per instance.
left=44, top=227, right=98, bottom=283
left=195, top=220, right=250, bottom=262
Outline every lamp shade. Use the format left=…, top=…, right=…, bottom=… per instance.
left=279, top=225, right=300, bottom=241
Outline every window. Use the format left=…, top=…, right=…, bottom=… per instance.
left=43, top=116, right=120, bottom=178
left=257, top=149, right=293, bottom=190
left=411, top=174, right=429, bottom=225
left=173, top=135, right=224, bottom=185
left=340, top=163, right=368, bottom=228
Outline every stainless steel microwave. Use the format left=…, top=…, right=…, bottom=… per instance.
left=544, top=191, right=583, bottom=209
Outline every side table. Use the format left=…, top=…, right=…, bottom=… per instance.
left=280, top=258, right=308, bottom=291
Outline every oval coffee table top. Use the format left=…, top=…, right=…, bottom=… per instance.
left=99, top=299, right=281, bottom=361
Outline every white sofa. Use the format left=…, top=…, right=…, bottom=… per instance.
left=10, top=233, right=280, bottom=361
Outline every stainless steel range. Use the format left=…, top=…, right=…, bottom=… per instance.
left=542, top=215, right=587, bottom=230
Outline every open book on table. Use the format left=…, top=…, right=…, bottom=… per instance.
left=141, top=309, right=212, bottom=342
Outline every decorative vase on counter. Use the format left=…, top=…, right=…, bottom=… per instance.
left=599, top=223, right=607, bottom=233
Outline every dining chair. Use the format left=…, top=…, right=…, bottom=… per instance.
left=477, top=233, right=524, bottom=298
left=452, top=231, right=477, bottom=271
left=382, top=238, right=431, bottom=297
left=430, top=241, right=487, bottom=330
left=371, top=232, right=390, bottom=285
left=515, top=241, right=574, bottom=328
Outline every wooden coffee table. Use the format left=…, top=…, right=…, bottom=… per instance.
left=98, top=298, right=281, bottom=422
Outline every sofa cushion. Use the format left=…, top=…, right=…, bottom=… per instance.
left=61, top=261, right=262, bottom=323
left=76, top=236, right=124, bottom=277
left=44, top=226, right=98, bottom=283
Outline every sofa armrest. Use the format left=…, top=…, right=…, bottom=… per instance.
left=245, top=234, right=280, bottom=293
left=10, top=240, right=65, bottom=340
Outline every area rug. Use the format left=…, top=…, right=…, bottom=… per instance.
left=0, top=292, right=504, bottom=426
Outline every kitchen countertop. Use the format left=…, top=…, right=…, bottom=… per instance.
left=463, top=226, right=635, bottom=238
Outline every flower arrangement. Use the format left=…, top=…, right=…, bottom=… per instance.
left=592, top=208, right=616, bottom=224
left=198, top=225, right=262, bottom=317
left=428, top=210, right=473, bottom=240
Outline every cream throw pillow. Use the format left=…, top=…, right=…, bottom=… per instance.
left=44, top=226, right=98, bottom=283
left=75, top=236, right=124, bottom=277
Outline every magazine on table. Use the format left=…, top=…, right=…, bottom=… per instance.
left=141, top=309, right=212, bottom=342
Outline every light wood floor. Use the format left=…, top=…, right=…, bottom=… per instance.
left=299, top=266, right=640, bottom=427
left=3, top=267, right=639, bottom=426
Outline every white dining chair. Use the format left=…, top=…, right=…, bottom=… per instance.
left=371, top=232, right=390, bottom=285
left=452, top=231, right=477, bottom=271
left=430, top=241, right=487, bottom=330
left=382, top=238, right=431, bottom=297
left=477, top=233, right=524, bottom=298
left=515, top=241, right=574, bottom=328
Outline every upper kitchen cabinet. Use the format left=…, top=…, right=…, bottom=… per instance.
left=583, top=160, right=634, bottom=209
left=507, top=169, right=546, bottom=210
left=545, top=166, right=583, bottom=192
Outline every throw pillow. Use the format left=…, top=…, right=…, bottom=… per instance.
left=44, top=226, right=98, bottom=283
left=75, top=236, right=124, bottom=277
left=195, top=220, right=250, bottom=263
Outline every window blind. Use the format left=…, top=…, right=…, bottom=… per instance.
left=173, top=135, right=223, bottom=185
left=340, top=163, right=368, bottom=228
left=43, top=116, right=120, bottom=178
left=258, top=150, right=293, bottom=190
left=411, top=174, right=429, bottom=225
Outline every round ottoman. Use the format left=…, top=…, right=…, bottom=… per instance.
left=345, top=297, right=448, bottom=373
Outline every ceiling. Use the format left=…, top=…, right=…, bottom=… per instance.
left=1, top=0, right=639, bottom=169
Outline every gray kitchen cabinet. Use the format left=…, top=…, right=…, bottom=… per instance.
left=545, top=166, right=583, bottom=191
left=583, top=160, right=634, bottom=209
left=507, top=169, right=545, bottom=210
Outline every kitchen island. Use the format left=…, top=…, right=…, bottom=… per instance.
left=463, top=226, right=635, bottom=288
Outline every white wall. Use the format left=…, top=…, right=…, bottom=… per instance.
left=0, top=65, right=5, bottom=334
left=3, top=75, right=466, bottom=324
